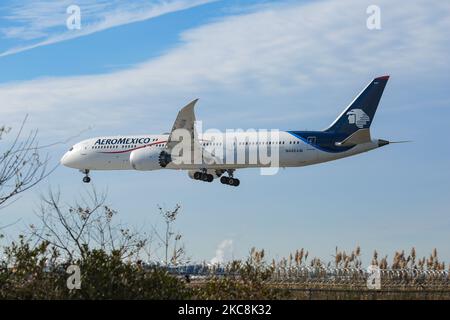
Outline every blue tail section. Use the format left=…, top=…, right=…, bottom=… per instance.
left=325, top=76, right=389, bottom=135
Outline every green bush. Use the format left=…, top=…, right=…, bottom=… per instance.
left=71, top=249, right=190, bottom=299
left=0, top=239, right=287, bottom=300
left=0, top=237, right=190, bottom=300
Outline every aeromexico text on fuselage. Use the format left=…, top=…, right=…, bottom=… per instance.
left=94, top=137, right=153, bottom=145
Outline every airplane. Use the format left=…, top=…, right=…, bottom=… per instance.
left=61, top=75, right=397, bottom=187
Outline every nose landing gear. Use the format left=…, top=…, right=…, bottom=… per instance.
left=82, top=176, right=91, bottom=183
left=80, top=169, right=91, bottom=183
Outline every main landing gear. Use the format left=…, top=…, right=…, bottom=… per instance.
left=80, top=169, right=91, bottom=183
left=193, top=170, right=214, bottom=182
left=220, top=169, right=240, bottom=187
left=220, top=176, right=240, bottom=187
left=192, top=169, right=240, bottom=187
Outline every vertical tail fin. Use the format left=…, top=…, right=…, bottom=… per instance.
left=325, top=76, right=389, bottom=135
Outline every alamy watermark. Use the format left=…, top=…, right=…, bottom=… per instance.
left=367, top=265, right=381, bottom=289
left=66, top=5, right=81, bottom=30
left=66, top=265, right=81, bottom=290
left=367, top=5, right=381, bottom=30
left=127, top=124, right=283, bottom=176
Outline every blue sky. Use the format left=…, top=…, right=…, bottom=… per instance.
left=0, top=0, right=449, bottom=265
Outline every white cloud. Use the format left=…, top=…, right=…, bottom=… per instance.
left=210, top=239, right=233, bottom=265
left=0, top=0, right=215, bottom=57
left=0, top=0, right=449, bottom=138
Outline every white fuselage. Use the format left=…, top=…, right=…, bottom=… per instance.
left=60, top=131, right=380, bottom=171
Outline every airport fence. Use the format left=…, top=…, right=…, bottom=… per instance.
left=167, top=265, right=450, bottom=289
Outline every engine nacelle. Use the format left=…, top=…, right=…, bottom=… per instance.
left=130, top=148, right=171, bottom=171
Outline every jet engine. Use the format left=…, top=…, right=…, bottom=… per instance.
left=130, top=148, right=172, bottom=171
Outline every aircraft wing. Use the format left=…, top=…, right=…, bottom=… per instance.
left=166, top=99, right=218, bottom=166
left=166, top=99, right=199, bottom=150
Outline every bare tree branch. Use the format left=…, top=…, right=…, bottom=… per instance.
left=29, top=188, right=149, bottom=262
left=153, top=204, right=186, bottom=266
left=0, top=116, right=57, bottom=209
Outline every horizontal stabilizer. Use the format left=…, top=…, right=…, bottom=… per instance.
left=335, top=129, right=371, bottom=147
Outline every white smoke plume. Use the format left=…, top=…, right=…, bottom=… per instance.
left=210, top=239, right=233, bottom=265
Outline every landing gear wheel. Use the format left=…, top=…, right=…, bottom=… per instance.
left=80, top=169, right=91, bottom=183
left=220, top=176, right=229, bottom=184
left=194, top=172, right=202, bottom=180
left=200, top=173, right=214, bottom=182
left=220, top=173, right=239, bottom=186
left=193, top=171, right=213, bottom=182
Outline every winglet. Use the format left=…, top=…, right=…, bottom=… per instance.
left=189, top=98, right=199, bottom=106
left=181, top=98, right=199, bottom=111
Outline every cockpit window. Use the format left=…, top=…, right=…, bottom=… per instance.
left=69, top=146, right=74, bottom=151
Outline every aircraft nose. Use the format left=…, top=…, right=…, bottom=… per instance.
left=60, top=151, right=79, bottom=168
left=60, top=152, right=69, bottom=166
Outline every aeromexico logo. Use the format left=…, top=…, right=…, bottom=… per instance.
left=346, top=109, right=370, bottom=128
left=95, top=137, right=151, bottom=145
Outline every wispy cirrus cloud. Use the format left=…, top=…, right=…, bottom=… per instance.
left=0, top=0, right=215, bottom=57
left=0, top=0, right=449, bottom=137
